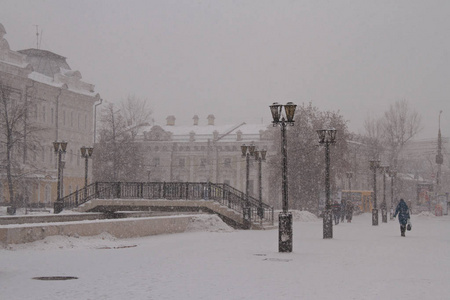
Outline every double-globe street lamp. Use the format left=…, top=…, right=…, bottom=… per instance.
left=53, top=141, right=68, bottom=214
left=388, top=169, right=397, bottom=219
left=254, top=148, right=267, bottom=223
left=240, top=144, right=267, bottom=226
left=380, top=165, right=390, bottom=223
left=317, top=128, right=337, bottom=239
left=80, top=146, right=94, bottom=201
left=270, top=102, right=296, bottom=253
left=241, top=143, right=256, bottom=224
left=345, top=172, right=353, bottom=221
left=369, top=159, right=381, bottom=225
left=346, top=172, right=353, bottom=191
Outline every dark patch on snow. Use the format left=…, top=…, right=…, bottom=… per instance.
left=32, top=276, right=78, bottom=281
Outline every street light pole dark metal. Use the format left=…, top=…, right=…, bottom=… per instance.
left=270, top=102, right=296, bottom=253
left=388, top=169, right=397, bottom=220
left=53, top=141, right=68, bottom=214
left=241, top=143, right=255, bottom=225
left=254, top=149, right=267, bottom=223
left=81, top=146, right=94, bottom=200
left=380, top=165, right=389, bottom=223
left=346, top=172, right=353, bottom=192
left=369, top=159, right=381, bottom=225
left=317, top=129, right=337, bottom=239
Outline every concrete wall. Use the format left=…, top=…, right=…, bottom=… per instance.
left=0, top=215, right=193, bottom=247
left=0, top=213, right=105, bottom=225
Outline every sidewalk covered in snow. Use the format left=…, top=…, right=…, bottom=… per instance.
left=1, top=211, right=449, bottom=300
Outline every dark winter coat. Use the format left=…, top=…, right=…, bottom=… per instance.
left=393, top=199, right=410, bottom=225
left=346, top=202, right=354, bottom=216
left=332, top=203, right=341, bottom=215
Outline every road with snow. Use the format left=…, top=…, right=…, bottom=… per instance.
left=1, top=211, right=449, bottom=300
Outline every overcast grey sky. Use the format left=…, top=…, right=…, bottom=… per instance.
left=1, top=0, right=449, bottom=139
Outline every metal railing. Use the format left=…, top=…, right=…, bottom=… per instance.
left=60, top=182, right=274, bottom=225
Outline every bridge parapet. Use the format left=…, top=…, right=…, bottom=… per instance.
left=60, top=182, right=274, bottom=228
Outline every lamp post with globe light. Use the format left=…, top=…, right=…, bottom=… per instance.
left=241, top=143, right=256, bottom=224
left=53, top=141, right=68, bottom=214
left=80, top=146, right=94, bottom=200
left=269, top=102, right=296, bottom=253
left=317, top=128, right=337, bottom=239
left=369, top=159, right=381, bottom=225
left=254, top=148, right=267, bottom=223
left=388, top=169, right=397, bottom=219
left=380, top=165, right=390, bottom=223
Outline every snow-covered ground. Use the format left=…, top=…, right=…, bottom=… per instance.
left=1, top=211, right=449, bottom=300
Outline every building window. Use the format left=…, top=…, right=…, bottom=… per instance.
left=42, top=105, right=46, bottom=123
left=200, top=158, right=207, bottom=167
left=179, top=158, right=185, bottom=167
left=51, top=108, right=54, bottom=124
left=33, top=145, right=37, bottom=161
left=153, top=157, right=160, bottom=167
left=224, top=158, right=231, bottom=167
left=85, top=115, right=87, bottom=129
left=71, top=111, right=74, bottom=127
left=49, top=147, right=53, bottom=165
left=45, top=185, right=51, bottom=203
left=63, top=111, right=66, bottom=126
left=77, top=153, right=80, bottom=166
left=70, top=149, right=73, bottom=163
left=78, top=113, right=80, bottom=129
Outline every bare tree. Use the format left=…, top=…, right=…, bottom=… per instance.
left=120, top=95, right=152, bottom=140
left=93, top=103, right=143, bottom=182
left=0, top=80, right=43, bottom=214
left=363, top=115, right=385, bottom=160
left=382, top=100, right=422, bottom=165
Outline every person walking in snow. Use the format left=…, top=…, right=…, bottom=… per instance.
left=340, top=200, right=346, bottom=222
left=393, top=199, right=410, bottom=237
left=346, top=200, right=354, bottom=223
left=332, top=201, right=341, bottom=225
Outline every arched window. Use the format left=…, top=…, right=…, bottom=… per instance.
left=45, top=185, right=51, bottom=204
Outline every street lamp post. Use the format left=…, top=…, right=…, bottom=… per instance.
left=369, top=159, right=381, bottom=225
left=380, top=165, right=390, bottom=223
left=270, top=102, right=296, bottom=252
left=80, top=146, right=94, bottom=200
left=317, top=128, right=337, bottom=239
left=345, top=172, right=353, bottom=220
left=53, top=141, right=68, bottom=214
left=346, top=171, right=353, bottom=191
left=241, top=143, right=256, bottom=225
left=388, top=169, right=397, bottom=220
left=254, top=148, right=267, bottom=223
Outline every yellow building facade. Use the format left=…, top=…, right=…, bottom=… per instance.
left=0, top=23, right=100, bottom=208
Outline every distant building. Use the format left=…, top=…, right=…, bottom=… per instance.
left=135, top=114, right=278, bottom=207
left=0, top=23, right=100, bottom=207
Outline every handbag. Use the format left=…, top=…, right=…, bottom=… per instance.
left=407, top=218, right=412, bottom=231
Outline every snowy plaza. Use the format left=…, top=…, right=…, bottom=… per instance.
left=1, top=211, right=449, bottom=300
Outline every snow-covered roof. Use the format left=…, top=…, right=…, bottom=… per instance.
left=18, top=49, right=70, bottom=78
left=142, top=123, right=271, bottom=142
